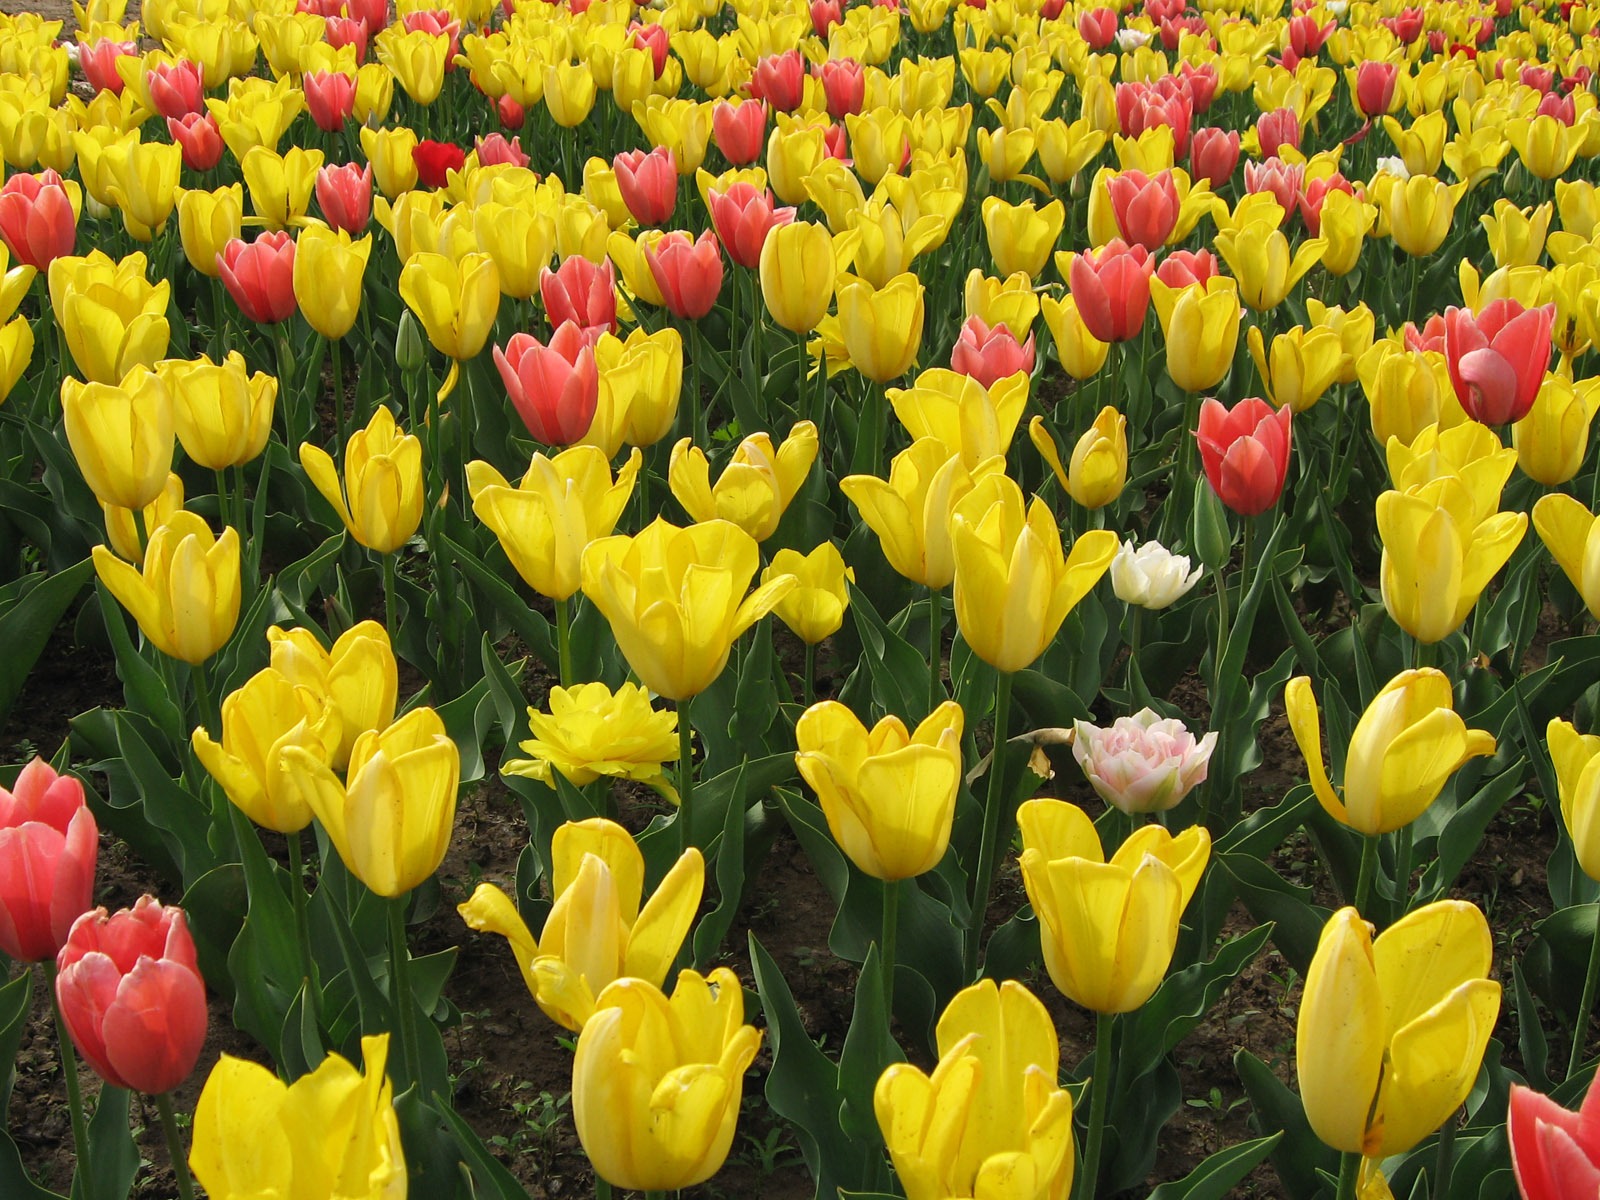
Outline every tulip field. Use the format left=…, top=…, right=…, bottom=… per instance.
left=10, top=0, right=1600, bottom=1193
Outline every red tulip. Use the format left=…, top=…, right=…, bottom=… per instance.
left=1243, top=158, right=1304, bottom=218
left=0, top=759, right=96, bottom=964
left=1510, top=1080, right=1600, bottom=1200
left=304, top=69, right=356, bottom=132
left=1255, top=107, right=1301, bottom=157
left=1354, top=60, right=1399, bottom=118
left=1538, top=90, right=1576, bottom=125
left=1188, top=126, right=1240, bottom=187
left=496, top=93, right=526, bottom=129
left=218, top=231, right=298, bottom=324
left=1443, top=300, right=1556, bottom=425
left=629, top=21, right=670, bottom=77
left=1382, top=6, right=1424, bottom=41
left=1145, top=0, right=1182, bottom=20
left=1179, top=62, right=1218, bottom=113
left=712, top=100, right=767, bottom=167
left=811, top=0, right=843, bottom=35
left=823, top=122, right=851, bottom=163
left=644, top=229, right=723, bottom=320
left=1156, top=249, right=1220, bottom=289
left=540, top=255, right=617, bottom=332
left=0, top=169, right=77, bottom=271
left=750, top=50, right=805, bottom=113
left=324, top=15, right=369, bottom=62
left=1106, top=168, right=1180, bottom=251
left=1287, top=13, right=1335, bottom=57
left=55, top=896, right=207, bottom=1095
left=1077, top=6, right=1117, bottom=48
left=1195, top=397, right=1292, bottom=516
left=495, top=321, right=599, bottom=444
left=708, top=182, right=795, bottom=269
left=816, top=58, right=865, bottom=120
left=78, top=38, right=135, bottom=95
left=315, top=162, right=373, bottom=234
left=613, top=146, right=677, bottom=227
left=413, top=140, right=466, bottom=189
left=346, top=0, right=388, bottom=33
left=950, top=316, right=1036, bottom=388
left=476, top=132, right=529, bottom=168
left=1068, top=239, right=1155, bottom=343
left=168, top=112, right=224, bottom=172
left=1116, top=84, right=1193, bottom=158
left=146, top=59, right=206, bottom=121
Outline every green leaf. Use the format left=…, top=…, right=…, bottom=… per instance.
left=0, top=557, right=91, bottom=725
left=432, top=1094, right=531, bottom=1200
left=1219, top=853, right=1330, bottom=974
left=691, top=766, right=750, bottom=965
left=95, top=584, right=182, bottom=739
left=1512, top=960, right=1550, bottom=1094
left=435, top=533, right=557, bottom=668
left=113, top=712, right=217, bottom=887
left=0, top=970, right=33, bottom=1116
left=847, top=581, right=933, bottom=724
left=79, top=1085, right=138, bottom=1200
left=836, top=945, right=903, bottom=1146
left=0, top=1131, right=64, bottom=1199
left=1235, top=1048, right=1335, bottom=1200
left=1146, top=1133, right=1283, bottom=1200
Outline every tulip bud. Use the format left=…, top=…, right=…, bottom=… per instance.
left=395, top=309, right=425, bottom=375
left=0, top=758, right=96, bottom=963
left=1111, top=539, right=1203, bottom=609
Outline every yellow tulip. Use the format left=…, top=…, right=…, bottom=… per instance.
left=1149, top=276, right=1241, bottom=392
left=101, top=472, right=184, bottom=564
left=299, top=406, right=424, bottom=555
left=572, top=968, right=762, bottom=1192
left=1481, top=198, right=1552, bottom=270
left=176, top=185, right=244, bottom=279
left=581, top=518, right=796, bottom=701
left=281, top=706, right=458, bottom=898
left=764, top=544, right=854, bottom=646
left=1296, top=903, right=1501, bottom=1157
left=1029, top=407, right=1127, bottom=509
left=1548, top=717, right=1600, bottom=881
left=759, top=220, right=838, bottom=334
left=157, top=351, right=275, bottom=471
left=476, top=202, right=556, bottom=301
left=1249, top=324, right=1346, bottom=413
left=353, top=61, right=394, bottom=125
left=397, top=251, right=500, bottom=362
left=294, top=226, right=371, bottom=341
left=467, top=446, right=640, bottom=602
left=545, top=61, right=598, bottom=129
left=91, top=510, right=240, bottom=664
left=240, top=144, right=322, bottom=231
left=951, top=474, right=1119, bottom=673
left=1534, top=492, right=1600, bottom=618
left=766, top=119, right=828, bottom=207
left=964, top=269, right=1040, bottom=340
left=57, top=267, right=170, bottom=385
left=835, top=271, right=925, bottom=384
left=840, top=439, right=1006, bottom=591
left=980, top=195, right=1065, bottom=280
left=1317, top=189, right=1376, bottom=277
left=0, top=245, right=34, bottom=327
left=795, top=699, right=962, bottom=879
left=267, top=621, right=397, bottom=770
left=1285, top=669, right=1496, bottom=837
left=888, top=367, right=1028, bottom=469
left=1357, top=343, right=1463, bottom=447
left=359, top=125, right=419, bottom=200
left=61, top=367, right=174, bottom=511
left=1514, top=375, right=1600, bottom=486
left=875, top=979, right=1075, bottom=1200
left=668, top=421, right=818, bottom=542
left=500, top=684, right=679, bottom=797
left=1213, top=218, right=1326, bottom=311
left=190, top=1035, right=406, bottom=1200
left=1507, top=113, right=1583, bottom=180
left=375, top=27, right=448, bottom=106
left=103, top=137, right=182, bottom=240
left=1017, top=797, right=1210, bottom=1012
left=590, top=326, right=683, bottom=452
left=1557, top=178, right=1600, bottom=238
left=1041, top=293, right=1111, bottom=380
left=1038, top=115, right=1108, bottom=185
left=1375, top=173, right=1465, bottom=257
left=459, top=818, right=703, bottom=1029
left=191, top=666, right=340, bottom=833
left=1305, top=300, right=1374, bottom=383
left=1382, top=111, right=1448, bottom=177
left=0, top=314, right=33, bottom=406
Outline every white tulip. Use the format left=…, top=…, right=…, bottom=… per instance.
left=1110, top=539, right=1204, bottom=610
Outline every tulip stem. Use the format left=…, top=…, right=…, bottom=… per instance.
left=594, top=1179, right=611, bottom=1200
left=678, top=696, right=696, bottom=855
left=881, top=879, right=901, bottom=1026
left=1353, top=833, right=1378, bottom=913
left=965, top=669, right=1014, bottom=979
left=387, top=895, right=423, bottom=1091
left=45, top=961, right=94, bottom=1200
left=1076, top=1012, right=1115, bottom=1200
left=1335, top=1151, right=1360, bottom=1200
left=803, top=641, right=816, bottom=708
left=330, top=334, right=348, bottom=460
left=555, top=596, right=574, bottom=688
left=154, top=1091, right=196, bottom=1200
left=1434, top=1107, right=1458, bottom=1199
left=382, top=552, right=399, bottom=640
left=927, top=588, right=942, bottom=716
left=287, top=830, right=319, bottom=1022
left=1569, top=913, right=1600, bottom=1078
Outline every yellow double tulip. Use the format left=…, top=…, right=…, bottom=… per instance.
left=500, top=682, right=679, bottom=797
left=92, top=510, right=240, bottom=665
left=300, top=407, right=424, bottom=555
left=668, top=422, right=818, bottom=541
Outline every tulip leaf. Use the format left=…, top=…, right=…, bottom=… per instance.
left=273, top=532, right=343, bottom=610
left=178, top=862, right=247, bottom=995
left=408, top=946, right=460, bottom=1019
left=1219, top=853, right=1330, bottom=975
left=0, top=970, right=32, bottom=1118
left=79, top=1085, right=138, bottom=1200
left=94, top=583, right=183, bottom=742
left=1234, top=1048, right=1336, bottom=1200
left=0, top=1131, right=64, bottom=1199
left=1144, top=1132, right=1282, bottom=1200
left=690, top=753, right=795, bottom=856
left=435, top=533, right=558, bottom=670
left=1525, top=903, right=1598, bottom=1027
left=692, top=763, right=750, bottom=965
left=0, top=556, right=91, bottom=726
left=836, top=944, right=902, bottom=1146
left=1008, top=666, right=1092, bottom=726
left=847, top=581, right=933, bottom=725
left=1512, top=960, right=1551, bottom=1092
left=1413, top=759, right=1525, bottom=906
left=113, top=712, right=218, bottom=888
left=426, top=1094, right=532, bottom=1200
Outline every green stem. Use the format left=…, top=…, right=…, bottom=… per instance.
left=190, top=662, right=222, bottom=738
left=287, top=830, right=319, bottom=1025
left=555, top=596, right=574, bottom=688
left=330, top=335, right=347, bottom=462
left=678, top=695, right=695, bottom=856
left=1335, top=1151, right=1360, bottom=1200
left=154, top=1090, right=196, bottom=1200
left=1353, top=833, right=1378, bottom=913
left=803, top=641, right=816, bottom=708
left=881, top=878, right=900, bottom=1027
left=595, top=1179, right=612, bottom=1200
left=133, top=505, right=150, bottom=559
left=1570, top=912, right=1600, bottom=1078
left=45, top=962, right=94, bottom=1200
left=688, top=319, right=707, bottom=447
left=387, top=895, right=422, bottom=1090
left=927, top=588, right=942, bottom=716
left=965, top=669, right=1015, bottom=979
left=1076, top=1012, right=1115, bottom=1200
left=1392, top=823, right=1414, bottom=916
left=382, top=552, right=398, bottom=637
left=1434, top=1108, right=1457, bottom=1200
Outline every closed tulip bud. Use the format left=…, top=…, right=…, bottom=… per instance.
left=644, top=228, right=723, bottom=320
left=359, top=124, right=419, bottom=199
left=759, top=219, right=835, bottom=334
left=55, top=896, right=207, bottom=1094
left=979, top=196, right=1064, bottom=279
left=315, top=162, right=373, bottom=235
left=167, top=112, right=224, bottom=172
left=875, top=978, right=1076, bottom=1200
left=612, top=144, right=677, bottom=227
left=889, top=368, right=1028, bottom=469
left=281, top=706, right=458, bottom=898
left=708, top=182, right=795, bottom=271
left=1067, top=239, right=1155, bottom=343
left=0, top=758, right=96, bottom=964
left=293, top=225, right=371, bottom=341
left=1534, top=493, right=1600, bottom=619
left=57, top=267, right=170, bottom=386
left=541, top=254, right=616, bottom=334
left=1297, top=903, right=1500, bottom=1158
left=102, top=138, right=181, bottom=241
left=1443, top=300, right=1556, bottom=426
left=1286, top=670, right=1495, bottom=838
left=712, top=98, right=766, bottom=165
left=1041, top=293, right=1111, bottom=380
left=1105, top=167, right=1181, bottom=249
left=1111, top=538, right=1203, bottom=609
left=0, top=168, right=78, bottom=272
left=1150, top=276, right=1241, bottom=393
left=1196, top=397, right=1292, bottom=516
left=1073, top=709, right=1216, bottom=814
left=951, top=475, right=1119, bottom=673
left=1188, top=126, right=1240, bottom=187
left=300, top=406, right=422, bottom=555
left=1249, top=324, right=1346, bottom=413
left=1018, top=797, right=1209, bottom=1012
left=192, top=666, right=340, bottom=833
left=1031, top=408, right=1127, bottom=510
left=500, top=684, right=678, bottom=796
left=1313, top=189, right=1375, bottom=277
left=398, top=251, right=500, bottom=361
left=764, top=544, right=853, bottom=646
left=545, top=61, right=597, bottom=129
left=191, top=1035, right=405, bottom=1200
left=460, top=819, right=702, bottom=1030
left=62, top=367, right=174, bottom=511
left=1514, top=375, right=1600, bottom=485
left=1510, top=1075, right=1600, bottom=1200
left=1358, top=342, right=1461, bottom=446
left=838, top=271, right=925, bottom=384
left=303, top=68, right=356, bottom=132
left=581, top=518, right=796, bottom=701
left=157, top=351, right=275, bottom=470
left=218, top=231, right=297, bottom=325
left=573, top=968, right=762, bottom=1192
left=175, top=185, right=242, bottom=280
left=669, top=421, right=817, bottom=542
left=496, top=322, right=600, bottom=447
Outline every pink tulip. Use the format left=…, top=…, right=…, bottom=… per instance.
left=712, top=99, right=767, bottom=166
left=1443, top=300, right=1556, bottom=425
left=146, top=59, right=206, bottom=120
left=495, top=321, right=600, bottom=445
left=324, top=15, right=369, bottom=62
left=816, top=58, right=865, bottom=120
left=1255, top=107, right=1302, bottom=158
left=950, top=316, right=1036, bottom=388
left=1155, top=249, right=1221, bottom=289
left=1510, top=1079, right=1600, bottom=1200
left=315, top=162, right=372, bottom=234
left=1069, top=239, right=1155, bottom=343
left=750, top=50, right=805, bottom=112
left=0, top=759, right=96, bottom=964
left=613, top=146, right=677, bottom=227
left=1106, top=169, right=1180, bottom=251
left=77, top=38, right=136, bottom=95
left=1188, top=126, right=1240, bottom=188
left=644, top=229, right=724, bottom=320
left=1072, top=710, right=1217, bottom=814
left=1244, top=158, right=1305, bottom=218
left=707, top=183, right=795, bottom=270
left=1196, top=397, right=1293, bottom=516
left=629, top=22, right=670, bottom=76
left=1077, top=6, right=1117, bottom=48
left=168, top=112, right=225, bottom=172
left=304, top=69, right=356, bottom=132
left=540, top=255, right=617, bottom=332
left=218, top=231, right=298, bottom=325
left=0, top=170, right=77, bottom=271
left=475, top=133, right=529, bottom=168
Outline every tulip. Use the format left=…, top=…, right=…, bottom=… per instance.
left=1377, top=173, right=1465, bottom=258
left=303, top=69, right=355, bottom=132
left=1073, top=709, right=1216, bottom=815
left=495, top=322, right=600, bottom=446
left=545, top=60, right=597, bottom=129
left=537, top=253, right=612, bottom=333
left=294, top=225, right=371, bottom=342
left=708, top=183, right=795, bottom=271
left=1069, top=239, right=1158, bottom=346
left=0, top=168, right=76, bottom=271
left=712, top=98, right=766, bottom=165
left=1249, top=324, right=1346, bottom=414
left=146, top=59, right=205, bottom=121
left=175, top=185, right=242, bottom=280
left=1111, top=539, right=1203, bottom=609
left=951, top=474, right=1119, bottom=674
left=475, top=134, right=528, bottom=170
left=837, top=271, right=925, bottom=384
left=573, top=968, right=762, bottom=1192
left=314, top=162, right=372, bottom=236
left=1510, top=1076, right=1600, bottom=1200
left=62, top=367, right=174, bottom=512
left=1195, top=397, right=1292, bottom=516
left=499, top=684, right=677, bottom=796
left=946, top=315, right=1032, bottom=390
left=1534, top=494, right=1600, bottom=619
left=1359, top=343, right=1461, bottom=447
left=55, top=896, right=207, bottom=1095
left=398, top=251, right=500, bottom=362
left=299, top=406, right=423, bottom=556
left=1377, top=481, right=1526, bottom=643
left=750, top=49, right=805, bottom=111
left=460, top=820, right=702, bottom=1030
left=1018, top=797, right=1210, bottom=1012
left=963, top=271, right=1039, bottom=342
left=267, top=621, right=397, bottom=770
left=1351, top=60, right=1400, bottom=118
left=581, top=518, right=795, bottom=701
left=0, top=311, right=31, bottom=405
left=0, top=758, right=96, bottom=964
left=1515, top=376, right=1600, bottom=486
left=280, top=706, right=458, bottom=898
left=376, top=27, right=447, bottom=106
left=1150, top=276, right=1241, bottom=392
left=239, top=145, right=321, bottom=233
left=1188, top=126, right=1240, bottom=188
left=979, top=196, right=1065, bottom=279
left=1040, top=293, right=1110, bottom=380
left=764, top=544, right=853, bottom=646
left=888, top=369, right=1028, bottom=470
left=1105, top=167, right=1180, bottom=249
left=164, top=111, right=223, bottom=172
left=56, top=268, right=170, bottom=387
left=759, top=219, right=836, bottom=333
left=1547, top=716, right=1600, bottom=885
left=1443, top=301, right=1556, bottom=426
left=101, top=138, right=181, bottom=241
left=191, top=1034, right=406, bottom=1200
left=92, top=511, right=239, bottom=664
left=217, top=231, right=297, bottom=325
left=1286, top=669, right=1496, bottom=838
left=874, top=979, right=1076, bottom=1200
left=669, top=421, right=817, bottom=542
left=192, top=667, right=340, bottom=834
left=1508, top=114, right=1583, bottom=180
left=644, top=229, right=723, bottom=321
left=157, top=352, right=275, bottom=471
left=101, top=473, right=184, bottom=565
left=611, top=145, right=676, bottom=228
left=359, top=125, right=419, bottom=199
left=1297, top=903, right=1501, bottom=1157
left=1214, top=220, right=1325, bottom=313
left=1030, top=408, right=1127, bottom=510
left=590, top=327, right=682, bottom=452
